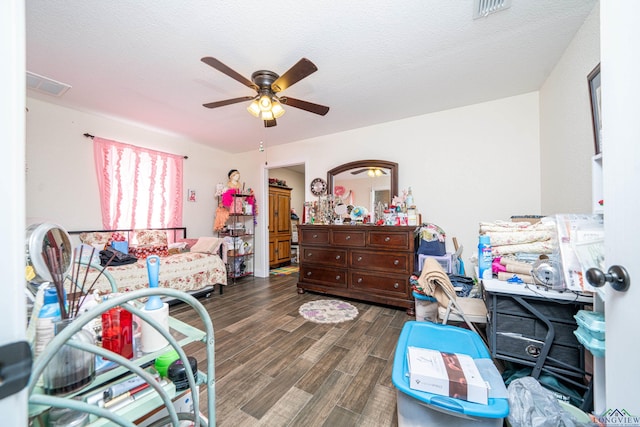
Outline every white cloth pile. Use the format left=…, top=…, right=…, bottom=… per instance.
left=479, top=219, right=557, bottom=257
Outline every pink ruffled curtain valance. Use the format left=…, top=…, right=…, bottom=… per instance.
left=93, top=137, right=183, bottom=230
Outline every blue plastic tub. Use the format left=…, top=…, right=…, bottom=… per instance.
left=392, top=321, right=509, bottom=426
left=574, top=310, right=605, bottom=341
left=574, top=326, right=605, bottom=358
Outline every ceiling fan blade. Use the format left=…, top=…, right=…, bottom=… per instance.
left=271, top=58, right=318, bottom=92
left=350, top=168, right=387, bottom=175
left=201, top=57, right=258, bottom=90
left=203, top=96, right=255, bottom=109
left=264, top=119, right=277, bottom=128
left=280, top=97, right=330, bottom=116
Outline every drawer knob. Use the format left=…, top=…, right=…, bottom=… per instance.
left=306, top=271, right=312, bottom=276
left=357, top=278, right=363, bottom=284
left=335, top=275, right=341, bottom=281
left=313, top=234, right=318, bottom=238
left=335, top=255, right=341, bottom=260
left=393, top=259, right=399, bottom=265
left=308, top=252, right=313, bottom=257
left=393, top=283, right=399, bottom=289
left=385, top=236, right=391, bottom=242
left=346, top=235, right=351, bottom=240
left=357, top=256, right=362, bottom=262
left=526, top=345, right=541, bottom=358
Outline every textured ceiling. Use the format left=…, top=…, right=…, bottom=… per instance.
left=26, top=0, right=597, bottom=153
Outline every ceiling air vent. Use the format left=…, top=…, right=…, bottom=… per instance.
left=473, top=0, right=512, bottom=19
left=26, top=71, right=71, bottom=97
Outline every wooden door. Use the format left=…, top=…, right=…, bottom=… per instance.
left=276, top=191, right=291, bottom=233
left=269, top=186, right=292, bottom=266
left=268, top=191, right=276, bottom=234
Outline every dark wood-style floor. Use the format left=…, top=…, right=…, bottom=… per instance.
left=170, top=273, right=412, bottom=426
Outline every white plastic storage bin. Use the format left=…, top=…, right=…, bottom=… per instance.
left=412, top=291, right=437, bottom=322
left=418, top=253, right=459, bottom=274
left=392, top=322, right=509, bottom=427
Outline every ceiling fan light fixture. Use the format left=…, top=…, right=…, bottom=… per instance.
left=271, top=100, right=285, bottom=119
left=247, top=100, right=261, bottom=117
left=259, top=94, right=272, bottom=111
left=261, top=110, right=274, bottom=121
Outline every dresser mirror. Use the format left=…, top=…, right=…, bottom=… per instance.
left=327, top=160, right=398, bottom=218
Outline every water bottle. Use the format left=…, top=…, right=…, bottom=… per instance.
left=478, top=235, right=493, bottom=280
left=34, top=286, right=62, bottom=357
left=405, top=187, right=414, bottom=208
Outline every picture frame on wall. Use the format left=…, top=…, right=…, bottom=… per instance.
left=588, top=63, right=602, bottom=154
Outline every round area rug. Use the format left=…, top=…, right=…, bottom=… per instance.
left=299, top=299, right=359, bottom=324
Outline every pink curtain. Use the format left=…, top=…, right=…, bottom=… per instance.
left=93, top=137, right=183, bottom=230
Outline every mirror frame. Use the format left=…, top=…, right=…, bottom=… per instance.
left=327, top=159, right=398, bottom=201
left=26, top=222, right=73, bottom=284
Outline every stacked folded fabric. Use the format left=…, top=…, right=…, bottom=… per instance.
left=479, top=219, right=558, bottom=284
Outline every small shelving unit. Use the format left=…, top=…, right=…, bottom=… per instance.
left=217, top=194, right=255, bottom=283
left=28, top=288, right=215, bottom=426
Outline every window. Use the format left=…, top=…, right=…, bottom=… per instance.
left=93, top=137, right=183, bottom=230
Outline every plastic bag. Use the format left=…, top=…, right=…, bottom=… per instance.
left=507, top=377, right=597, bottom=427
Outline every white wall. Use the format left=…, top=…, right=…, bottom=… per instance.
left=268, top=167, right=305, bottom=219
left=238, top=92, right=542, bottom=271
left=26, top=98, right=234, bottom=238
left=540, top=3, right=600, bottom=214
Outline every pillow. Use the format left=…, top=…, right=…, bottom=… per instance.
left=190, top=237, right=223, bottom=254
left=79, top=231, right=113, bottom=247
left=134, top=229, right=168, bottom=246
left=168, top=242, right=188, bottom=250
left=129, top=244, right=169, bottom=259
left=176, top=238, right=199, bottom=250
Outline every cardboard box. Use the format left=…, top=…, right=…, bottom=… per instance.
left=407, top=346, right=489, bottom=405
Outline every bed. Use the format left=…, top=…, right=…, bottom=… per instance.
left=69, top=227, right=227, bottom=299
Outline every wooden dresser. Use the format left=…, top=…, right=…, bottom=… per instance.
left=297, top=224, right=416, bottom=314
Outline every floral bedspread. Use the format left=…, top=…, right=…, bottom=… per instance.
left=81, top=252, right=227, bottom=294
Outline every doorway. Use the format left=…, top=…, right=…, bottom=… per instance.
left=266, top=164, right=305, bottom=274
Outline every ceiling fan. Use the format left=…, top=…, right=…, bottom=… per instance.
left=201, top=57, right=330, bottom=128
left=351, top=168, right=388, bottom=176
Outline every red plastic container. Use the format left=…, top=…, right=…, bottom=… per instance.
left=101, top=306, right=133, bottom=359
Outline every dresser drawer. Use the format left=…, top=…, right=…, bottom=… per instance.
left=494, top=332, right=583, bottom=375
left=330, top=230, right=366, bottom=246
left=300, top=228, right=330, bottom=245
left=349, top=272, right=409, bottom=296
left=300, top=265, right=348, bottom=288
left=301, top=247, right=347, bottom=267
left=350, top=250, right=411, bottom=274
left=368, top=230, right=412, bottom=250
